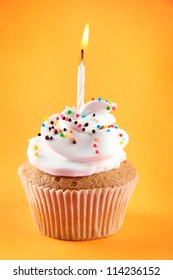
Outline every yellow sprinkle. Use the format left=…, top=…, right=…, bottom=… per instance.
left=43, top=116, right=49, bottom=121
left=120, top=141, right=124, bottom=145
left=33, top=145, right=38, bottom=150
left=65, top=133, right=69, bottom=137
left=104, top=125, right=108, bottom=128
left=34, top=152, right=39, bottom=156
left=109, top=100, right=113, bottom=104
left=54, top=120, right=58, bottom=125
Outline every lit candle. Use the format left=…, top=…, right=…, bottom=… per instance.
left=77, top=24, right=89, bottom=110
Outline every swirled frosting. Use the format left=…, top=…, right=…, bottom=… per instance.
left=27, top=98, right=129, bottom=176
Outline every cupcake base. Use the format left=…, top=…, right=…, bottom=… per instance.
left=19, top=166, right=138, bottom=240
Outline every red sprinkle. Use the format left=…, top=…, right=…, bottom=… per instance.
left=76, top=114, right=80, bottom=118
left=93, top=144, right=97, bottom=148
left=56, top=116, right=59, bottom=120
left=78, top=124, right=82, bottom=128
left=65, top=117, right=69, bottom=121
left=119, top=133, right=123, bottom=137
left=95, top=150, right=99, bottom=154
left=112, top=106, right=116, bottom=110
left=92, top=98, right=95, bottom=100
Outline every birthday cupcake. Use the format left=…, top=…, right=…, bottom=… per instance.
left=18, top=98, right=138, bottom=240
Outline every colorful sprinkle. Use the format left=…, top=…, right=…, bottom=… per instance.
left=50, top=136, right=53, bottom=140
left=114, top=125, right=118, bottom=129
left=65, top=117, right=69, bottom=121
left=56, top=116, right=59, bottom=120
left=60, top=133, right=64, bottom=137
left=93, top=138, right=98, bottom=142
left=119, top=133, right=123, bottom=137
left=97, top=125, right=101, bottom=129
left=106, top=106, right=111, bottom=110
left=62, top=116, right=66, bottom=120
left=82, top=114, right=86, bottom=118
left=34, top=152, right=39, bottom=156
left=120, top=141, right=124, bottom=145
left=65, top=133, right=69, bottom=137
left=42, top=123, right=46, bottom=127
left=67, top=110, right=72, bottom=114
left=112, top=106, right=116, bottom=110
left=69, top=129, right=73, bottom=134
left=93, top=144, right=97, bottom=148
left=33, top=145, right=38, bottom=150
left=54, top=129, right=58, bottom=134
left=76, top=114, right=80, bottom=118
left=105, top=100, right=108, bottom=102
left=98, top=97, right=102, bottom=101
left=107, top=129, right=110, bottom=132
left=78, top=124, right=82, bottom=128
left=43, top=117, right=48, bottom=121
left=95, top=150, right=99, bottom=154
left=38, top=133, right=41, bottom=136
left=92, top=98, right=95, bottom=100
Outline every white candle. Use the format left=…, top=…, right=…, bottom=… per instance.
left=77, top=59, right=85, bottom=110
left=77, top=24, right=89, bottom=111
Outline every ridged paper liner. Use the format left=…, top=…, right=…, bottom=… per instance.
left=19, top=169, right=138, bottom=240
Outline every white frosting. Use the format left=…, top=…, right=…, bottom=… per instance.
left=27, top=99, right=129, bottom=177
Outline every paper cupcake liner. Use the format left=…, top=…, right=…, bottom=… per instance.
left=19, top=170, right=138, bottom=240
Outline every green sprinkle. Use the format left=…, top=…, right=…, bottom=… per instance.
left=67, top=110, right=72, bottom=114
left=60, top=133, right=64, bottom=137
left=106, top=106, right=111, bottom=110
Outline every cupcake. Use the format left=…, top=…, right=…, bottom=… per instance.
left=18, top=98, right=138, bottom=240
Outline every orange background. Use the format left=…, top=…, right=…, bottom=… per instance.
left=0, top=0, right=173, bottom=260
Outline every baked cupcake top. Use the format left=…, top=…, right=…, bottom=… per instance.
left=27, top=98, right=129, bottom=176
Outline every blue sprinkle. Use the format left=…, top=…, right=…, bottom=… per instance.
left=82, top=114, right=86, bottom=118
left=114, top=125, right=118, bottom=129
left=123, top=138, right=124, bottom=140
left=105, top=99, right=108, bottom=102
left=98, top=97, right=102, bottom=101
left=42, top=123, right=46, bottom=127
left=97, top=125, right=101, bottom=129
left=107, top=129, right=110, bottom=132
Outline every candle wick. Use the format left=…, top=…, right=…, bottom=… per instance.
left=81, top=49, right=84, bottom=61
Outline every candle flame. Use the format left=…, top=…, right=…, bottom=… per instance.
left=81, top=23, right=89, bottom=50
